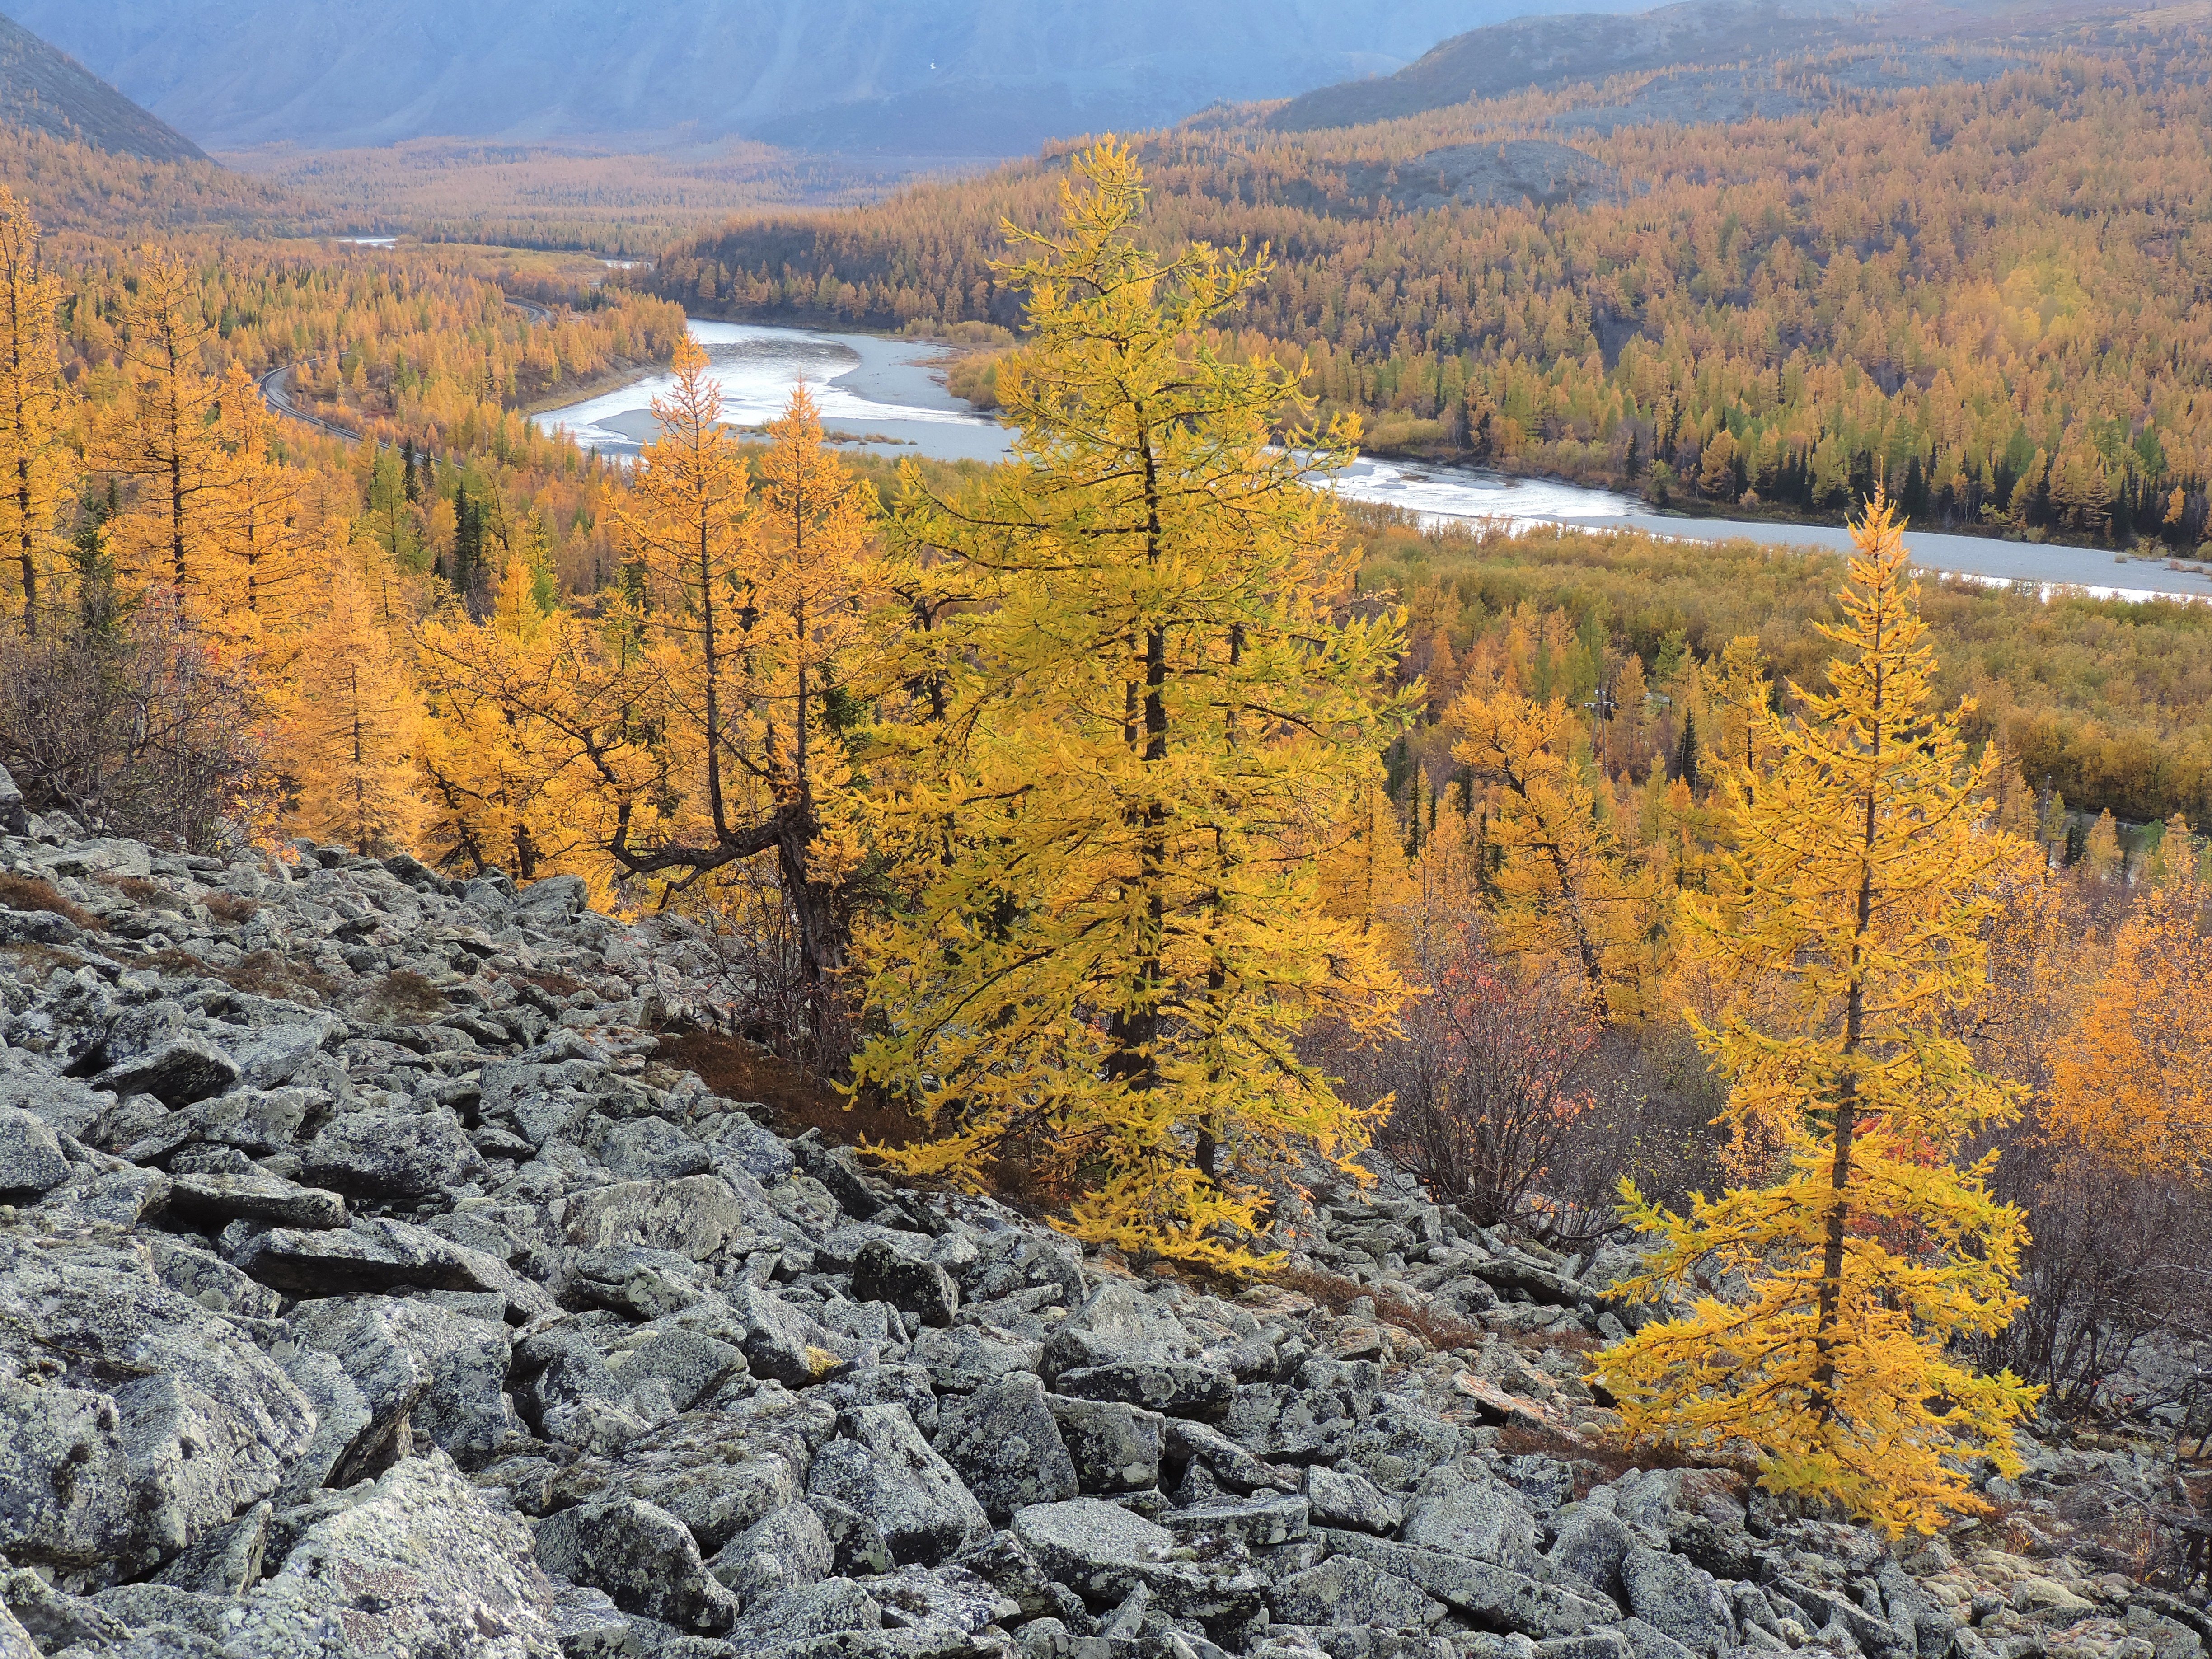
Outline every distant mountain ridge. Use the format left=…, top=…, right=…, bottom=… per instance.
left=1267, top=0, right=2026, bottom=129
left=9, top=0, right=1658, bottom=155
left=0, top=10, right=202, bottom=162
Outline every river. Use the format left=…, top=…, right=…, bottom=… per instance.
left=539, top=320, right=2212, bottom=605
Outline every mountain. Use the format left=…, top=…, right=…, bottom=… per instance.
left=1267, top=0, right=2021, bottom=129
left=0, top=10, right=202, bottom=161
left=9, top=0, right=1656, bottom=155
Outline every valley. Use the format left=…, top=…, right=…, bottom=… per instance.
left=0, top=6, right=2210, bottom=1659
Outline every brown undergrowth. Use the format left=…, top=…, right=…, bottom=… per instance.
left=0, top=873, right=98, bottom=931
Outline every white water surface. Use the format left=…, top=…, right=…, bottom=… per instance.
left=539, top=320, right=2212, bottom=605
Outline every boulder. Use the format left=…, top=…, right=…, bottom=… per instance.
left=933, top=1372, right=1080, bottom=1522
left=709, top=1501, right=834, bottom=1602
left=164, top=1170, right=348, bottom=1229
left=806, top=1404, right=991, bottom=1566
left=94, top=1037, right=240, bottom=1107
left=1545, top=1505, right=1637, bottom=1601
left=1317, top=1530, right=1621, bottom=1638
left=731, top=1576, right=884, bottom=1641
left=300, top=1108, right=483, bottom=1200
left=1620, top=1547, right=1737, bottom=1659
left=1272, top=1556, right=1442, bottom=1629
left=1047, top=1393, right=1163, bottom=1494
left=0, top=1237, right=315, bottom=1574
left=1303, top=1465, right=1404, bottom=1535
left=0, top=1106, right=70, bottom=1198
left=561, top=1174, right=768, bottom=1261
left=1400, top=1463, right=1543, bottom=1570
left=219, top=1452, right=561, bottom=1657
left=535, top=1495, right=743, bottom=1633
left=853, top=1237, right=961, bottom=1328
left=228, top=1216, right=553, bottom=1318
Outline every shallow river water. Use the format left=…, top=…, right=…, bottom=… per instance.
left=540, top=320, right=2212, bottom=605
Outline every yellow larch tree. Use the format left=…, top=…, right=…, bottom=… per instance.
left=285, top=559, right=425, bottom=855
left=1598, top=494, right=2037, bottom=1537
left=2043, top=865, right=2212, bottom=1180
left=416, top=558, right=605, bottom=888
left=852, top=141, right=1417, bottom=1268
left=1449, top=688, right=1654, bottom=1022
left=737, top=382, right=880, bottom=983
left=217, top=360, right=311, bottom=628
left=100, top=249, right=237, bottom=607
left=0, top=188, right=73, bottom=637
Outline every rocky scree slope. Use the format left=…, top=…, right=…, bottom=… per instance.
left=0, top=760, right=2203, bottom=1659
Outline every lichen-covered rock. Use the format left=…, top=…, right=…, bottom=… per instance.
left=0, top=1237, right=315, bottom=1575
left=0, top=1105, right=70, bottom=1198
left=806, top=1404, right=991, bottom=1566
left=301, top=1108, right=484, bottom=1199
left=534, top=1495, right=743, bottom=1633
left=220, top=1451, right=562, bottom=1657
left=933, top=1373, right=1079, bottom=1522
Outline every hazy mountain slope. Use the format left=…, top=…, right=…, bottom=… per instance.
left=11, top=0, right=1657, bottom=154
left=1267, top=0, right=2013, bottom=129
left=0, top=10, right=202, bottom=161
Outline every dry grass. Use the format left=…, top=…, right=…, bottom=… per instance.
left=656, top=1026, right=926, bottom=1147
left=211, top=948, right=346, bottom=1004
left=361, top=968, right=448, bottom=1023
left=1267, top=1264, right=1491, bottom=1354
left=0, top=872, right=98, bottom=930
left=203, top=892, right=258, bottom=923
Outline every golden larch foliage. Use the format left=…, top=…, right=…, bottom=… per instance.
left=1596, top=493, right=2038, bottom=1537
left=853, top=141, right=1418, bottom=1269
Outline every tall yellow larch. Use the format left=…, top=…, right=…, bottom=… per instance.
left=2044, top=865, right=2212, bottom=1180
left=286, top=559, right=425, bottom=855
left=0, top=189, right=72, bottom=637
left=100, top=249, right=235, bottom=606
left=1598, top=494, right=2036, bottom=1537
left=854, top=142, right=1416, bottom=1267
left=739, top=383, right=880, bottom=981
left=1449, top=687, right=1653, bottom=1022
left=416, top=558, right=604, bottom=889
left=605, top=335, right=759, bottom=873
left=218, top=360, right=309, bottom=628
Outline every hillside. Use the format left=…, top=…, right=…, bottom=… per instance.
left=0, top=8, right=201, bottom=161
left=656, top=2, right=2212, bottom=553
left=15, top=0, right=1651, bottom=156
left=1264, top=0, right=2022, bottom=130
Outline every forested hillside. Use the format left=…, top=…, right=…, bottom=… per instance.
left=661, top=14, right=2212, bottom=549
left=0, top=10, right=202, bottom=161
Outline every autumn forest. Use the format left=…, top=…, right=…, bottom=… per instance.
left=3, top=0, right=2212, bottom=1542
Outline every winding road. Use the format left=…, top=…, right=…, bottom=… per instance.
left=254, top=295, right=550, bottom=446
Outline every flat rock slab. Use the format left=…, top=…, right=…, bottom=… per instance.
left=165, top=1171, right=347, bottom=1229
left=228, top=1216, right=552, bottom=1318
left=219, top=1451, right=562, bottom=1657
left=1317, top=1528, right=1623, bottom=1638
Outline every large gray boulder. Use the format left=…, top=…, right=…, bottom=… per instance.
left=1400, top=1463, right=1544, bottom=1571
left=708, top=1501, right=834, bottom=1603
left=0, top=1238, right=315, bottom=1575
left=806, top=1404, right=991, bottom=1566
left=220, top=1452, right=561, bottom=1657
left=535, top=1495, right=742, bottom=1633
left=1046, top=1394, right=1162, bottom=1494
left=1546, top=1505, right=1638, bottom=1601
left=1010, top=1496, right=1267, bottom=1623
left=300, top=1108, right=483, bottom=1200
left=549, top=1391, right=833, bottom=1556
left=0, top=1106, right=69, bottom=1199
left=933, top=1372, right=1079, bottom=1522
left=853, top=1237, right=961, bottom=1328
left=1273, top=1556, right=1443, bottom=1629
left=1620, top=1547, right=1738, bottom=1659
